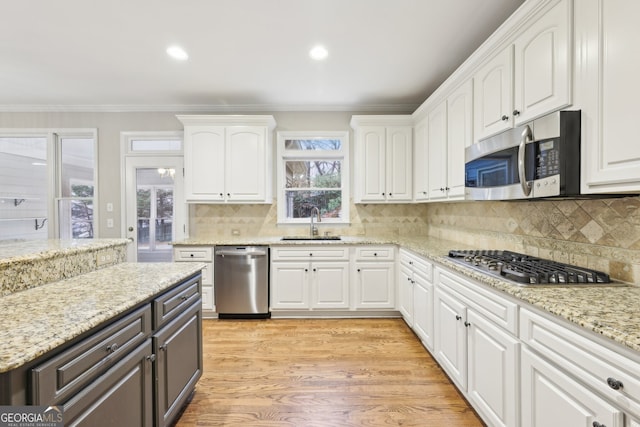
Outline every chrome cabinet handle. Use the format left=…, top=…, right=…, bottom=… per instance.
left=518, top=125, right=533, bottom=197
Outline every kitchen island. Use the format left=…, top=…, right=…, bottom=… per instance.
left=0, top=239, right=205, bottom=427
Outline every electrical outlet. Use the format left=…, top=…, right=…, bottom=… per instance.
left=96, top=250, right=116, bottom=267
left=106, top=218, right=114, bottom=228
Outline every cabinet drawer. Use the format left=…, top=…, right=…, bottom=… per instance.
left=174, top=247, right=213, bottom=262
left=354, top=246, right=395, bottom=261
left=400, top=249, right=433, bottom=282
left=271, top=246, right=349, bottom=261
left=31, top=305, right=152, bottom=405
left=436, top=267, right=518, bottom=334
left=520, top=307, right=640, bottom=419
left=154, top=275, right=201, bottom=329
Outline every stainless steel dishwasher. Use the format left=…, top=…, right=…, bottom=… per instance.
left=214, top=246, right=270, bottom=319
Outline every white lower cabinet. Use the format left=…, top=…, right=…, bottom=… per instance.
left=434, top=267, right=519, bottom=427
left=353, top=245, right=396, bottom=310
left=270, top=261, right=349, bottom=310
left=270, top=246, right=353, bottom=312
left=399, top=249, right=434, bottom=350
left=173, top=246, right=215, bottom=314
left=521, top=346, right=622, bottom=427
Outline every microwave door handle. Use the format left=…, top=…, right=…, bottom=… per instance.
left=518, top=125, right=533, bottom=197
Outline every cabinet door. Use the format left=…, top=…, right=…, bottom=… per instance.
left=270, top=262, right=310, bottom=309
left=183, top=126, right=225, bottom=201
left=412, top=274, right=433, bottom=350
left=61, top=341, right=153, bottom=427
left=467, top=310, right=519, bottom=427
left=226, top=126, right=267, bottom=202
left=473, top=47, right=514, bottom=142
left=385, top=126, right=413, bottom=202
left=311, top=262, right=350, bottom=309
left=413, top=117, right=429, bottom=201
left=521, top=347, right=623, bottom=427
left=446, top=80, right=473, bottom=199
left=513, top=0, right=571, bottom=124
left=356, top=126, right=387, bottom=202
left=428, top=101, right=448, bottom=200
left=576, top=0, right=640, bottom=193
left=434, top=287, right=467, bottom=390
left=398, top=265, right=414, bottom=326
left=354, top=262, right=396, bottom=309
left=154, top=301, right=202, bottom=427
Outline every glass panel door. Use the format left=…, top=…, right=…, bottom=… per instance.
left=124, top=157, right=184, bottom=262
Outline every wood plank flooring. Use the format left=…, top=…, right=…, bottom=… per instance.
left=175, top=318, right=484, bottom=427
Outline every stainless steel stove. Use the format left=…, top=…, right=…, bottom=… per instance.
left=448, top=250, right=611, bottom=285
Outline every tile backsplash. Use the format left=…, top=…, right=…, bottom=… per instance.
left=190, top=196, right=640, bottom=284
left=425, top=196, right=640, bottom=284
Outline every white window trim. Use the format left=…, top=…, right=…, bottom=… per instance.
left=121, top=131, right=184, bottom=156
left=0, top=128, right=97, bottom=239
left=276, top=131, right=350, bottom=225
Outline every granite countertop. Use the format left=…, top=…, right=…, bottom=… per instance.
left=0, top=262, right=204, bottom=373
left=0, top=238, right=130, bottom=266
left=175, top=235, right=640, bottom=354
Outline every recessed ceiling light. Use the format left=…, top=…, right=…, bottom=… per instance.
left=166, top=45, right=189, bottom=61
left=309, top=45, right=329, bottom=61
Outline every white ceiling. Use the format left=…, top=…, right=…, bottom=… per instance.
left=1, top=0, right=524, bottom=113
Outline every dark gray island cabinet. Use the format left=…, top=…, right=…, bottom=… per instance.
left=0, top=270, right=203, bottom=427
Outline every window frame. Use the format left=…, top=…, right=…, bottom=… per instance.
left=0, top=128, right=98, bottom=239
left=276, top=131, right=350, bottom=225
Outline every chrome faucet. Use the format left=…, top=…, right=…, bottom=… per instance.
left=310, top=206, right=321, bottom=237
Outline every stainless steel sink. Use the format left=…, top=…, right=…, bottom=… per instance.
left=280, top=236, right=341, bottom=241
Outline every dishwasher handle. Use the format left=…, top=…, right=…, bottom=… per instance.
left=215, top=247, right=268, bottom=257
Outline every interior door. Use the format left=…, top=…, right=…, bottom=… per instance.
left=124, top=156, right=185, bottom=262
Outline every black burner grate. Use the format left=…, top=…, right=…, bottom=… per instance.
left=448, top=250, right=611, bottom=285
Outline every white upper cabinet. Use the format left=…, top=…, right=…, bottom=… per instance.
left=351, top=116, right=413, bottom=203
left=473, top=46, right=514, bottom=142
left=576, top=0, right=640, bottom=193
left=445, top=80, right=473, bottom=199
left=513, top=0, right=572, bottom=124
left=473, top=0, right=572, bottom=142
left=177, top=115, right=275, bottom=203
left=428, top=101, right=448, bottom=201
left=413, top=117, right=429, bottom=201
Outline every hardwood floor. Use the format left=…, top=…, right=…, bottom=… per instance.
left=175, top=318, right=484, bottom=427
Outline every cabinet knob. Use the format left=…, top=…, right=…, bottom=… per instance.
left=455, top=315, right=462, bottom=321
left=606, top=377, right=623, bottom=390
left=309, top=253, right=313, bottom=257
left=181, top=295, right=188, bottom=301
left=357, top=268, right=361, bottom=272
left=382, top=193, right=385, bottom=196
left=146, top=354, right=156, bottom=363
left=313, top=268, right=317, bottom=272
left=501, top=115, right=509, bottom=121
left=513, top=109, right=520, bottom=117
left=445, top=187, right=450, bottom=191
left=106, top=343, right=119, bottom=353
left=159, top=344, right=168, bottom=351
left=389, top=193, right=392, bottom=196
left=227, top=193, right=230, bottom=197
left=464, top=321, right=471, bottom=327
left=593, top=422, right=606, bottom=427
left=373, top=253, right=378, bottom=256
left=219, top=193, right=223, bottom=197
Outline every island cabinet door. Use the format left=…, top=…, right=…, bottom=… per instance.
left=154, top=300, right=203, bottom=427
left=60, top=340, right=154, bottom=427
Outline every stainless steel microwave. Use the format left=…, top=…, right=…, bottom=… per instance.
left=465, top=110, right=581, bottom=200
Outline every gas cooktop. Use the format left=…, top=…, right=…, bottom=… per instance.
left=448, top=250, right=612, bottom=285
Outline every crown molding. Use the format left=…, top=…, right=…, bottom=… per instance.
left=0, top=103, right=419, bottom=114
